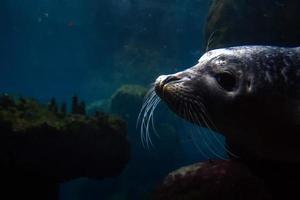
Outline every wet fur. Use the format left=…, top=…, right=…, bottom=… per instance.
left=151, top=46, right=300, bottom=162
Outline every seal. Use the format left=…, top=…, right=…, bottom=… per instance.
left=154, top=46, right=300, bottom=162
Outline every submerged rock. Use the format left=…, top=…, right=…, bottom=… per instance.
left=0, top=94, right=130, bottom=199
left=205, top=0, right=300, bottom=50
left=153, top=160, right=271, bottom=200
left=87, top=99, right=111, bottom=115
left=110, top=84, right=148, bottom=122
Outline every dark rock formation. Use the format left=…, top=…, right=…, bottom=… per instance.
left=71, top=95, right=87, bottom=115
left=205, top=0, right=300, bottom=50
left=153, top=160, right=271, bottom=200
left=48, top=98, right=58, bottom=114
left=60, top=101, right=67, bottom=117
left=0, top=94, right=130, bottom=200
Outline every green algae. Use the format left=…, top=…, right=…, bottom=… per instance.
left=0, top=94, right=125, bottom=134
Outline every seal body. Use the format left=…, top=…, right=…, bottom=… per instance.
left=155, top=46, right=300, bottom=162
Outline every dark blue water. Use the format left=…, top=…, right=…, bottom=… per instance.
left=0, top=0, right=209, bottom=102
left=0, top=1, right=228, bottom=200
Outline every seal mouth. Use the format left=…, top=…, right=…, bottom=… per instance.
left=137, top=74, right=189, bottom=148
left=155, top=74, right=206, bottom=125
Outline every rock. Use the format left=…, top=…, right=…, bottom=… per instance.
left=87, top=99, right=111, bottom=115
left=110, top=84, right=148, bottom=123
left=153, top=160, right=271, bottom=200
left=205, top=0, right=300, bottom=50
left=0, top=94, right=130, bottom=199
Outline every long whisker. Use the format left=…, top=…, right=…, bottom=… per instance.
left=192, top=102, right=237, bottom=158
left=191, top=103, right=236, bottom=158
left=138, top=90, right=157, bottom=147
left=151, top=113, right=160, bottom=138
left=201, top=107, right=238, bottom=158
left=137, top=87, right=161, bottom=149
left=188, top=103, right=227, bottom=160
left=136, top=89, right=156, bottom=128
left=151, top=100, right=160, bottom=138
left=205, top=30, right=218, bottom=52
left=145, top=97, right=160, bottom=148
left=141, top=94, right=158, bottom=148
left=190, top=103, right=225, bottom=156
left=199, top=106, right=235, bottom=150
left=183, top=102, right=209, bottom=159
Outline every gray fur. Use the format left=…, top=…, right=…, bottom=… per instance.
left=154, top=45, right=300, bottom=162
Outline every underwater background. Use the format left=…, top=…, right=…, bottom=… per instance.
left=0, top=0, right=209, bottom=102
left=1, top=0, right=299, bottom=200
left=0, top=0, right=214, bottom=199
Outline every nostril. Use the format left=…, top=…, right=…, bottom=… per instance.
left=162, top=75, right=180, bottom=85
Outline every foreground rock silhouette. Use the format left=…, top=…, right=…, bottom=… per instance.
left=0, top=94, right=130, bottom=200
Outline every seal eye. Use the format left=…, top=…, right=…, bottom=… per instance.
left=215, top=72, right=237, bottom=91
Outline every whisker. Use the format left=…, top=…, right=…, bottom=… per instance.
left=188, top=103, right=227, bottom=160
left=145, top=97, right=160, bottom=148
left=205, top=30, right=218, bottom=52
left=194, top=104, right=238, bottom=158
left=190, top=103, right=234, bottom=159
left=183, top=102, right=209, bottom=159
left=200, top=106, right=237, bottom=156
left=186, top=102, right=215, bottom=158
left=151, top=99, right=160, bottom=138
left=139, top=90, right=157, bottom=147
left=137, top=87, right=161, bottom=149
left=136, top=90, right=156, bottom=128
left=190, top=130, right=210, bottom=159
left=141, top=94, right=158, bottom=148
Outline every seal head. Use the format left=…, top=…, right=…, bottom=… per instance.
left=155, top=46, right=300, bottom=162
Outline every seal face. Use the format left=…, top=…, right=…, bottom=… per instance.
left=155, top=46, right=300, bottom=162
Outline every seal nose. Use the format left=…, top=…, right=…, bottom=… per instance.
left=155, top=75, right=181, bottom=97
left=156, top=75, right=181, bottom=88
left=161, top=75, right=181, bottom=85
